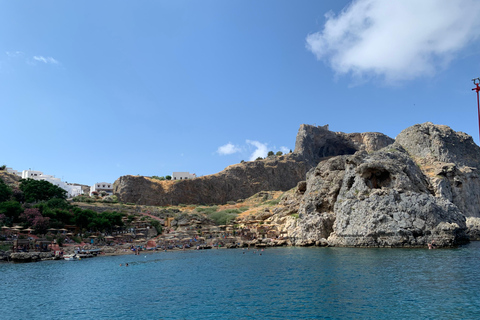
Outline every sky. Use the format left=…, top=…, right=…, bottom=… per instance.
left=2, top=0, right=480, bottom=186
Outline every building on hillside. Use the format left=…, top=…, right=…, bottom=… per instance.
left=172, top=172, right=196, bottom=180
left=6, top=167, right=22, bottom=177
left=90, top=182, right=113, bottom=196
left=20, top=170, right=83, bottom=198
left=22, top=170, right=43, bottom=179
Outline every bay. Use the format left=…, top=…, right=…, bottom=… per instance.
left=1, top=242, right=480, bottom=319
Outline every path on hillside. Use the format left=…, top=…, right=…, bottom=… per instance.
left=135, top=211, right=166, bottom=242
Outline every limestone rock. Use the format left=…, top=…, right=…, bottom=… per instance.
left=290, top=143, right=468, bottom=247
left=396, top=122, right=480, bottom=218
left=293, top=124, right=394, bottom=168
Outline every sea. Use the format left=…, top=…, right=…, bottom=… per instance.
left=2, top=242, right=480, bottom=320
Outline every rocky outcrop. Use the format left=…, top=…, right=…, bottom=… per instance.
left=292, top=124, right=394, bottom=167
left=288, top=143, right=469, bottom=247
left=282, top=123, right=480, bottom=247
left=10, top=252, right=54, bottom=262
left=396, top=122, right=480, bottom=218
left=114, top=124, right=394, bottom=206
left=114, top=156, right=308, bottom=206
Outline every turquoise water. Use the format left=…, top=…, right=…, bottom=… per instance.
left=2, top=243, right=480, bottom=319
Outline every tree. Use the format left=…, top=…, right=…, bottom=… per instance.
left=0, top=201, right=23, bottom=224
left=276, top=151, right=283, bottom=156
left=267, top=151, right=274, bottom=157
left=165, top=175, right=172, bottom=180
left=20, top=208, right=50, bottom=232
left=73, top=209, right=97, bottom=230
left=256, top=157, right=263, bottom=160
left=0, top=179, right=12, bottom=202
left=20, top=179, right=67, bottom=203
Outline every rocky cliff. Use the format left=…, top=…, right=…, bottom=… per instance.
left=114, top=155, right=308, bottom=206
left=282, top=122, right=477, bottom=247
left=113, top=122, right=479, bottom=247
left=114, top=124, right=393, bottom=206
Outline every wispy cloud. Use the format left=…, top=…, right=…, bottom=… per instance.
left=246, top=140, right=268, bottom=161
left=5, top=51, right=24, bottom=57
left=279, top=146, right=290, bottom=154
left=33, top=56, right=59, bottom=64
left=306, top=0, right=480, bottom=83
left=216, top=140, right=290, bottom=161
left=217, top=143, right=241, bottom=155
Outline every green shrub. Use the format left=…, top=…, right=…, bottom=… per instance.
left=195, top=206, right=218, bottom=215
left=150, top=220, right=163, bottom=234
left=208, top=209, right=238, bottom=225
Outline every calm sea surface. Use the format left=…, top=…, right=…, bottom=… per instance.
left=2, top=243, right=480, bottom=319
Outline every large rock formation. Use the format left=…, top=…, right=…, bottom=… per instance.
left=285, top=123, right=477, bottom=247
left=292, top=124, right=395, bottom=167
left=114, top=156, right=308, bottom=206
left=114, top=124, right=393, bottom=206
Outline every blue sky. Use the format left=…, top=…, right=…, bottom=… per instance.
left=2, top=0, right=480, bottom=186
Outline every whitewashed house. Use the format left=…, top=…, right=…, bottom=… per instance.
left=172, top=172, right=196, bottom=180
left=20, top=170, right=83, bottom=198
left=90, top=182, right=113, bottom=196
left=6, top=167, right=22, bottom=177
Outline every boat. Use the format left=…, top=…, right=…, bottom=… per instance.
left=63, top=254, right=81, bottom=261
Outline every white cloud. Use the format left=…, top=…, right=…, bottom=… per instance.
left=279, top=146, right=290, bottom=154
left=306, top=0, right=480, bottom=82
left=5, top=51, right=24, bottom=57
left=33, top=56, right=59, bottom=64
left=246, top=140, right=268, bottom=161
left=217, top=143, right=241, bottom=155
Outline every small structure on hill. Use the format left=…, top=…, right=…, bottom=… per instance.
left=172, top=172, right=196, bottom=180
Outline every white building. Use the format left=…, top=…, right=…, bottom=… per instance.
left=172, top=172, right=196, bottom=180
left=6, top=167, right=22, bottom=177
left=21, top=170, right=83, bottom=198
left=90, top=182, right=113, bottom=196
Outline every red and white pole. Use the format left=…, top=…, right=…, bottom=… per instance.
left=472, top=78, right=480, bottom=142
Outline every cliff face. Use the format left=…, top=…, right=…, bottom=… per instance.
left=114, top=155, right=308, bottom=206
left=114, top=122, right=478, bottom=247
left=114, top=124, right=394, bottom=206
left=285, top=122, right=477, bottom=247
left=292, top=124, right=395, bottom=167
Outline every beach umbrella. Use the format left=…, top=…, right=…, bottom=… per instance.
left=105, top=236, right=115, bottom=239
